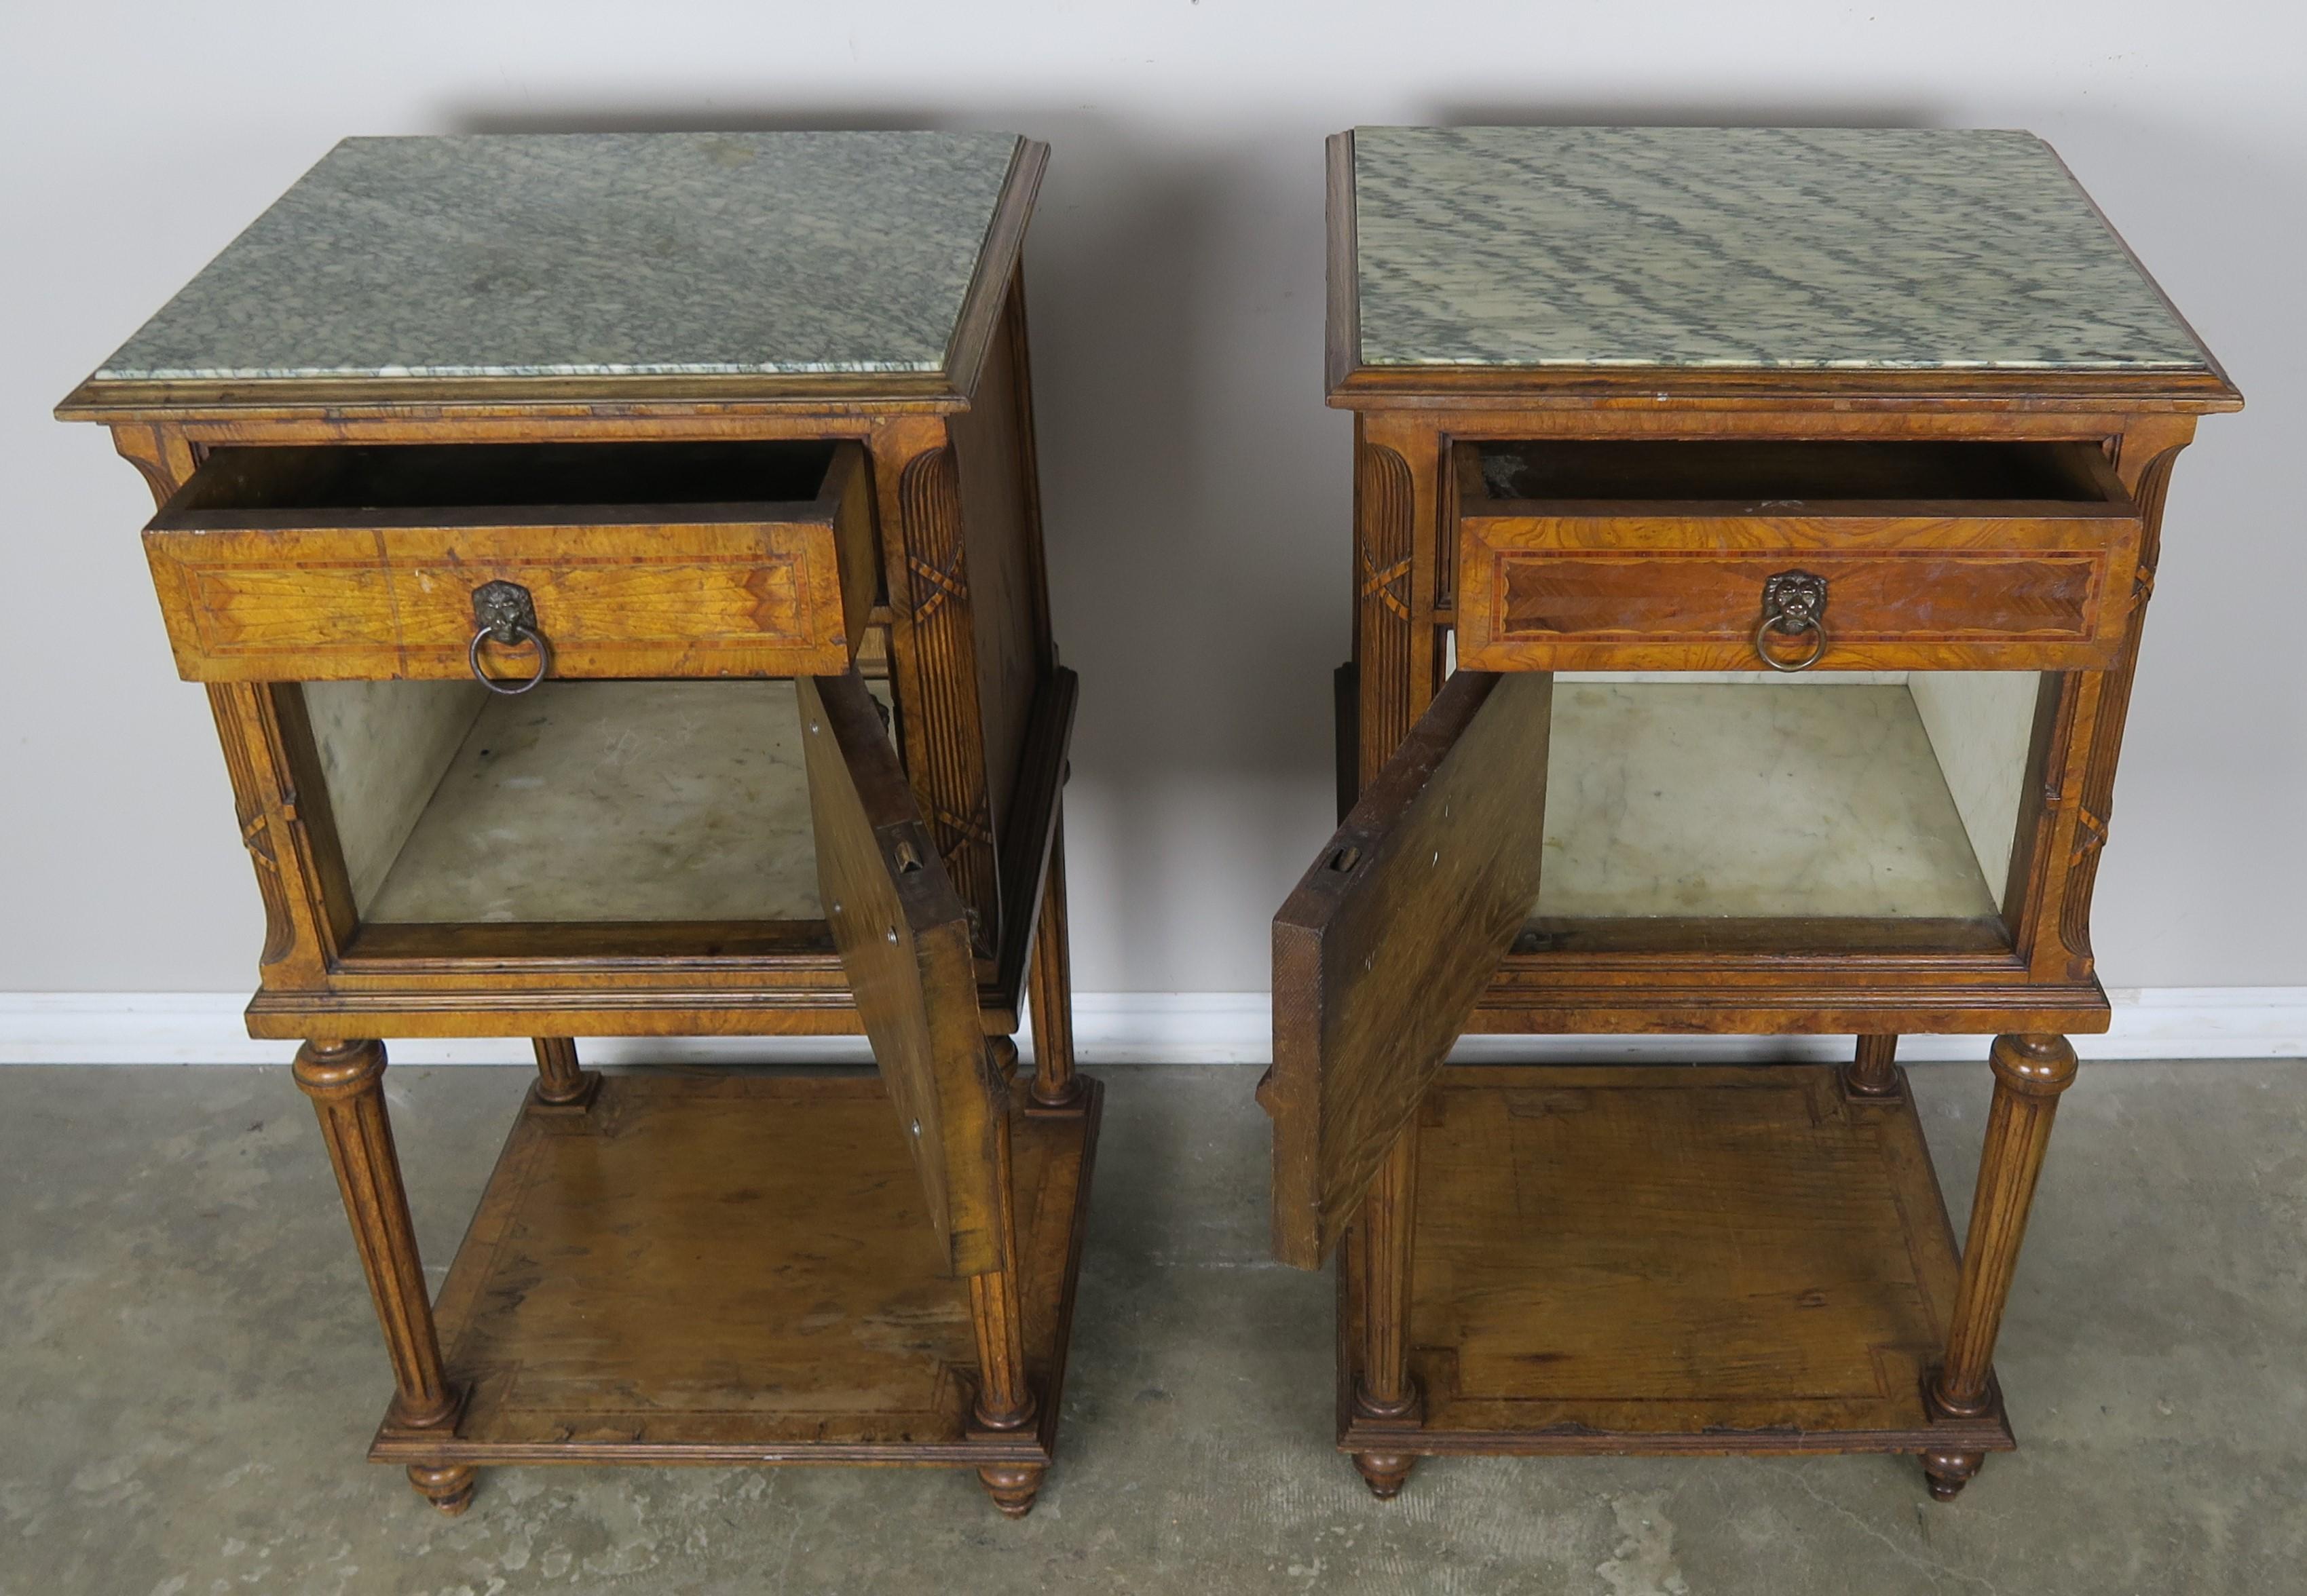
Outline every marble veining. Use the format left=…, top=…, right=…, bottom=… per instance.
left=96, top=132, right=1022, bottom=382
left=1353, top=127, right=2210, bottom=372
left=1535, top=681, right=1998, bottom=919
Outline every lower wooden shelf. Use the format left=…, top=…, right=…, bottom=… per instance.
left=371, top=1069, right=1100, bottom=1471
left=1340, top=1063, right=2013, bottom=1458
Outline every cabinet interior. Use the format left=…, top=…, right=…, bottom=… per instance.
left=1525, top=669, right=2044, bottom=931
left=301, top=672, right=892, bottom=938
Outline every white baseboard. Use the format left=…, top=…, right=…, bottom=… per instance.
left=0, top=988, right=2301, bottom=1066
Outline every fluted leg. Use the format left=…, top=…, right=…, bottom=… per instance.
left=1921, top=1032, right=2078, bottom=1498
left=1844, top=1033, right=1901, bottom=1097
left=1025, top=812, right=1085, bottom=1114
left=529, top=1036, right=599, bottom=1110
left=293, top=1038, right=472, bottom=1514
left=1349, top=1124, right=1423, bottom=1498
left=967, top=1056, right=1040, bottom=1513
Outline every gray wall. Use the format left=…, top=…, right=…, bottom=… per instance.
left=3, top=1, right=2300, bottom=995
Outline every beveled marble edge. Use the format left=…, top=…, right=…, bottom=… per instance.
left=55, top=367, right=964, bottom=420
left=59, top=138, right=1047, bottom=421
left=1324, top=357, right=2243, bottom=411
left=1334, top=126, right=2235, bottom=400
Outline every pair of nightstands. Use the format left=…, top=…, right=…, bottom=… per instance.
left=63, top=124, right=2236, bottom=1519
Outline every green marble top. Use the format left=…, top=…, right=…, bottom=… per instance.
left=90, top=132, right=1025, bottom=385
left=1349, top=127, right=2213, bottom=373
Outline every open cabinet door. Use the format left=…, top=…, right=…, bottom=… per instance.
left=1263, top=670, right=1556, bottom=1270
left=801, top=670, right=1009, bottom=1279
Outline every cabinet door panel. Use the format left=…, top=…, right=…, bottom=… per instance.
left=801, top=670, right=1007, bottom=1278
left=1264, top=670, right=1554, bottom=1268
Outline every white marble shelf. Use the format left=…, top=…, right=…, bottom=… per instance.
left=1352, top=126, right=2213, bottom=373
left=1535, top=680, right=2004, bottom=921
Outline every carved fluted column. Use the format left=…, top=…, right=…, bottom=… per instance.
left=529, top=1036, right=599, bottom=1109
left=1923, top=1032, right=2078, bottom=1500
left=965, top=1047, right=1041, bottom=1516
left=1349, top=1125, right=1423, bottom=1499
left=293, top=1038, right=472, bottom=1514
left=1845, top=1033, right=1901, bottom=1097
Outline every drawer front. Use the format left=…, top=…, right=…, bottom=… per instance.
left=145, top=442, right=875, bottom=683
left=1457, top=520, right=2134, bottom=672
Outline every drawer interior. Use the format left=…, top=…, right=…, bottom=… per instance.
left=301, top=674, right=888, bottom=939
left=1469, top=438, right=2118, bottom=506
left=179, top=438, right=842, bottom=514
left=1526, top=670, right=2044, bottom=933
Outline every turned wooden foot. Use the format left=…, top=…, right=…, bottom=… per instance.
left=1921, top=1449, right=1983, bottom=1501
left=977, top=1464, right=1043, bottom=1517
left=407, top=1462, right=477, bottom=1515
left=1353, top=1452, right=1417, bottom=1500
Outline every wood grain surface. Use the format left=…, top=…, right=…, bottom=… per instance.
left=1267, top=670, right=1555, bottom=1269
left=143, top=441, right=874, bottom=682
left=802, top=670, right=1007, bottom=1278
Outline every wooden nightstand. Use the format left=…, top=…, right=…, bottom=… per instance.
left=58, top=132, right=1095, bottom=1519
left=1262, top=126, right=2240, bottom=1500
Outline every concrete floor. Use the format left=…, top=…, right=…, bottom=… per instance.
left=1, top=1060, right=2302, bottom=1595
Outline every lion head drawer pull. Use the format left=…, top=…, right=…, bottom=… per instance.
left=1755, top=570, right=1828, bottom=672
left=468, top=580, right=552, bottom=695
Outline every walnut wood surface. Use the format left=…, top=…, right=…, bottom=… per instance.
left=369, top=1071, right=1099, bottom=1470
left=1334, top=1065, right=2014, bottom=1460
left=802, top=670, right=1007, bottom=1278
left=1267, top=670, right=1554, bottom=1269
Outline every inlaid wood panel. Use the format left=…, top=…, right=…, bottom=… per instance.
left=1454, top=439, right=2142, bottom=672
left=143, top=441, right=875, bottom=682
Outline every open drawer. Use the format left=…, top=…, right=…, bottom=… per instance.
left=145, top=439, right=876, bottom=683
left=1455, top=439, right=2141, bottom=672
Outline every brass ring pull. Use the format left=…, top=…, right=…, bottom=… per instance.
left=1755, top=570, right=1828, bottom=672
left=468, top=580, right=552, bottom=695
